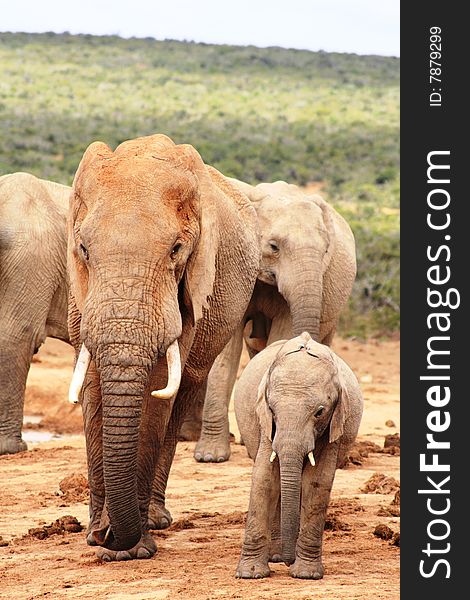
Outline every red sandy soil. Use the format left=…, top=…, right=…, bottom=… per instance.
left=0, top=337, right=399, bottom=599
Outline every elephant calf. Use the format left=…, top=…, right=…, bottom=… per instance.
left=234, top=332, right=363, bottom=579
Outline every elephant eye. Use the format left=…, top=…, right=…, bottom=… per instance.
left=79, top=243, right=89, bottom=261
left=314, top=405, right=325, bottom=418
left=269, top=240, right=279, bottom=253
left=171, top=243, right=182, bottom=258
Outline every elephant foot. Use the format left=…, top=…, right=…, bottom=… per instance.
left=86, top=501, right=109, bottom=546
left=269, top=541, right=283, bottom=563
left=86, top=531, right=97, bottom=546
left=235, top=556, right=271, bottom=579
left=289, top=557, right=324, bottom=579
left=147, top=503, right=173, bottom=530
left=0, top=436, right=27, bottom=455
left=96, top=532, right=157, bottom=562
left=194, top=432, right=231, bottom=463
left=178, top=418, right=202, bottom=442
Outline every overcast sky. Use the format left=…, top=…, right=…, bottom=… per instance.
left=2, top=0, right=400, bottom=57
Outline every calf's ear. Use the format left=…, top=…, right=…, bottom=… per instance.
left=329, top=359, right=350, bottom=443
left=255, top=370, right=274, bottom=442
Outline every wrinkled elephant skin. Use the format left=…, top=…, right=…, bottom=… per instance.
left=67, top=134, right=259, bottom=560
left=193, top=180, right=356, bottom=462
left=0, top=173, right=70, bottom=455
left=234, top=332, right=363, bottom=578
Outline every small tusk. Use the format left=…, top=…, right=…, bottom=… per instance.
left=308, top=451, right=316, bottom=466
left=270, top=451, right=277, bottom=463
left=68, top=344, right=91, bottom=404
left=151, top=340, right=182, bottom=399
left=103, top=525, right=112, bottom=544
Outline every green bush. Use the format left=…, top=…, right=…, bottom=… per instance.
left=0, top=32, right=399, bottom=337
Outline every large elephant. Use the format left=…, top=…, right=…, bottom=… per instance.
left=67, top=134, right=260, bottom=561
left=0, top=172, right=70, bottom=455
left=191, top=180, right=356, bottom=462
left=234, top=332, right=363, bottom=579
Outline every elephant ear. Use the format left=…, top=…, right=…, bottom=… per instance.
left=255, top=369, right=274, bottom=442
left=308, top=194, right=336, bottom=270
left=72, top=141, right=112, bottom=193
left=329, top=356, right=350, bottom=443
left=181, top=147, right=219, bottom=325
left=68, top=141, right=113, bottom=313
left=70, top=140, right=112, bottom=232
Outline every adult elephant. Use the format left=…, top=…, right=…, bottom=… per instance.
left=0, top=172, right=70, bottom=455
left=67, top=134, right=259, bottom=560
left=191, top=180, right=356, bottom=462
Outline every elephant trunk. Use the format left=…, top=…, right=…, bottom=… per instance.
left=281, top=249, right=323, bottom=341
left=84, top=267, right=181, bottom=552
left=94, top=346, right=153, bottom=551
left=278, top=445, right=304, bottom=565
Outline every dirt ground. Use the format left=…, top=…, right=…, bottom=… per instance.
left=0, top=336, right=400, bottom=600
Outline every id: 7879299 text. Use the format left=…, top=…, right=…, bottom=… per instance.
left=429, top=26, right=442, bottom=107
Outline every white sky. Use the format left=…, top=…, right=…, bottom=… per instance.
left=1, top=0, right=400, bottom=57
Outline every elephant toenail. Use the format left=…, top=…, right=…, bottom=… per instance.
left=204, top=454, right=214, bottom=461
left=116, top=551, right=131, bottom=561
left=137, top=547, right=151, bottom=559
left=216, top=456, right=225, bottom=462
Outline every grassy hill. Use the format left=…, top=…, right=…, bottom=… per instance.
left=0, top=32, right=399, bottom=337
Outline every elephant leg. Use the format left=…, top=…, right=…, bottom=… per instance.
left=80, top=362, right=106, bottom=546
left=320, top=321, right=337, bottom=347
left=148, top=381, right=207, bottom=529
left=146, top=438, right=175, bottom=530
left=266, top=308, right=293, bottom=346
left=289, top=440, right=340, bottom=580
left=0, top=334, right=33, bottom=455
left=236, top=440, right=278, bottom=578
left=177, top=389, right=204, bottom=442
left=269, top=494, right=282, bottom=562
left=193, top=323, right=244, bottom=463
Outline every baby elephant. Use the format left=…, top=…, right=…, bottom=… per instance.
left=234, top=332, right=363, bottom=579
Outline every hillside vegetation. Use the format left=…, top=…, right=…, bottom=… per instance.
left=0, top=32, right=399, bottom=336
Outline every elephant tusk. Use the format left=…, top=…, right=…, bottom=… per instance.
left=68, top=344, right=91, bottom=404
left=103, top=525, right=112, bottom=544
left=151, top=340, right=182, bottom=399
left=270, top=451, right=277, bottom=463
left=308, top=451, right=316, bottom=466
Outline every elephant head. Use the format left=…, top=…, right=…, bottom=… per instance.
left=67, top=134, right=222, bottom=551
left=229, top=179, right=337, bottom=341
left=255, top=332, right=349, bottom=565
